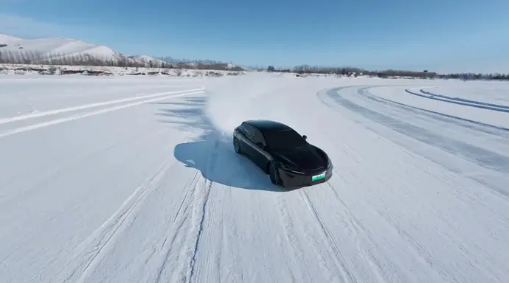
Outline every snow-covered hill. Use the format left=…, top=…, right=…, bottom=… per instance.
left=130, top=55, right=167, bottom=67
left=0, top=34, right=22, bottom=44
left=0, top=33, right=243, bottom=69
left=0, top=34, right=138, bottom=63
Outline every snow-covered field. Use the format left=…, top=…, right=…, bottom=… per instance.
left=422, top=84, right=509, bottom=106
left=0, top=73, right=508, bottom=283
left=370, top=85, right=509, bottom=129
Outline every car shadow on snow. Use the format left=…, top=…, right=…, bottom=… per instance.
left=154, top=97, right=286, bottom=192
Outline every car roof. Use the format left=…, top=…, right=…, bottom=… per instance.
left=243, top=120, right=292, bottom=131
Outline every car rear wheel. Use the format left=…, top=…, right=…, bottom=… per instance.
left=233, top=137, right=241, bottom=154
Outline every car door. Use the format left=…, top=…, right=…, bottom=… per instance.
left=250, top=128, right=271, bottom=170
left=237, top=124, right=257, bottom=159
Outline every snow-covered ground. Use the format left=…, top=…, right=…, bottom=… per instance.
left=422, top=84, right=509, bottom=106
left=0, top=73, right=508, bottom=283
left=370, top=84, right=509, bottom=129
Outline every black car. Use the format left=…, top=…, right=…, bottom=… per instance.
left=233, top=120, right=333, bottom=188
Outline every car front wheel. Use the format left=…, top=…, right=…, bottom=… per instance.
left=233, top=137, right=241, bottom=154
left=269, top=163, right=281, bottom=186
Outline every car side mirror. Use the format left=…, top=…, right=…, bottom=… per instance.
left=302, top=135, right=307, bottom=140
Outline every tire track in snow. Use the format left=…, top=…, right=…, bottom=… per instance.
left=298, top=190, right=354, bottom=283
left=0, top=88, right=204, bottom=126
left=323, top=182, right=419, bottom=283
left=405, top=88, right=509, bottom=114
left=361, top=87, right=509, bottom=136
left=220, top=185, right=244, bottom=283
left=155, top=137, right=218, bottom=283
left=353, top=86, right=509, bottom=199
left=315, top=87, right=462, bottom=281
left=0, top=138, right=120, bottom=205
left=151, top=171, right=202, bottom=283
left=274, top=191, right=347, bottom=283
left=293, top=128, right=440, bottom=283
left=181, top=138, right=217, bottom=283
left=185, top=178, right=213, bottom=283
left=319, top=131, right=491, bottom=283
left=419, top=88, right=509, bottom=110
left=0, top=90, right=204, bottom=139
left=0, top=126, right=169, bottom=207
left=324, top=131, right=457, bottom=275
left=306, top=166, right=445, bottom=283
left=54, top=154, right=177, bottom=283
left=327, top=183, right=393, bottom=283
left=344, top=168, right=495, bottom=283
left=274, top=195, right=307, bottom=282
left=318, top=86, right=509, bottom=198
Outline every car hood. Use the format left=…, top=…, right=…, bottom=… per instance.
left=272, top=146, right=326, bottom=171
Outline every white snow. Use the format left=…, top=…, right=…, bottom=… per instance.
left=0, top=73, right=508, bottom=283
left=422, top=84, right=509, bottom=106
left=370, top=84, right=509, bottom=129
left=0, top=33, right=22, bottom=44
left=132, top=55, right=167, bottom=66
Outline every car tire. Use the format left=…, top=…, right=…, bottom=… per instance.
left=269, top=163, right=280, bottom=186
left=233, top=137, right=241, bottom=154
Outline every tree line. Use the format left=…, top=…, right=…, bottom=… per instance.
left=1, top=49, right=507, bottom=80
left=0, top=50, right=244, bottom=71
left=265, top=65, right=509, bottom=81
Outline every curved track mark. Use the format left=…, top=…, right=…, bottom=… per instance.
left=405, top=89, right=509, bottom=114
left=420, top=88, right=509, bottom=110
left=321, top=87, right=509, bottom=174
left=317, top=86, right=509, bottom=199
left=360, top=88, right=509, bottom=134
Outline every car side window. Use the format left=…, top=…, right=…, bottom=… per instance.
left=253, top=129, right=265, bottom=145
left=241, top=124, right=256, bottom=142
left=238, top=123, right=248, bottom=136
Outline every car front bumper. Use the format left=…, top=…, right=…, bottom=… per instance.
left=277, top=166, right=333, bottom=188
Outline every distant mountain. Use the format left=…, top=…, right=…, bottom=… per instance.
left=128, top=55, right=166, bottom=66
left=156, top=56, right=242, bottom=69
left=158, top=56, right=184, bottom=63
left=0, top=34, right=137, bottom=63
left=0, top=33, right=244, bottom=70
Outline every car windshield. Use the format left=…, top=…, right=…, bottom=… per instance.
left=263, top=129, right=307, bottom=151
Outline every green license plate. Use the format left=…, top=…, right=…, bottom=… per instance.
left=312, top=172, right=326, bottom=181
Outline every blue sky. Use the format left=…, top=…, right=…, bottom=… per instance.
left=1, top=0, right=508, bottom=73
